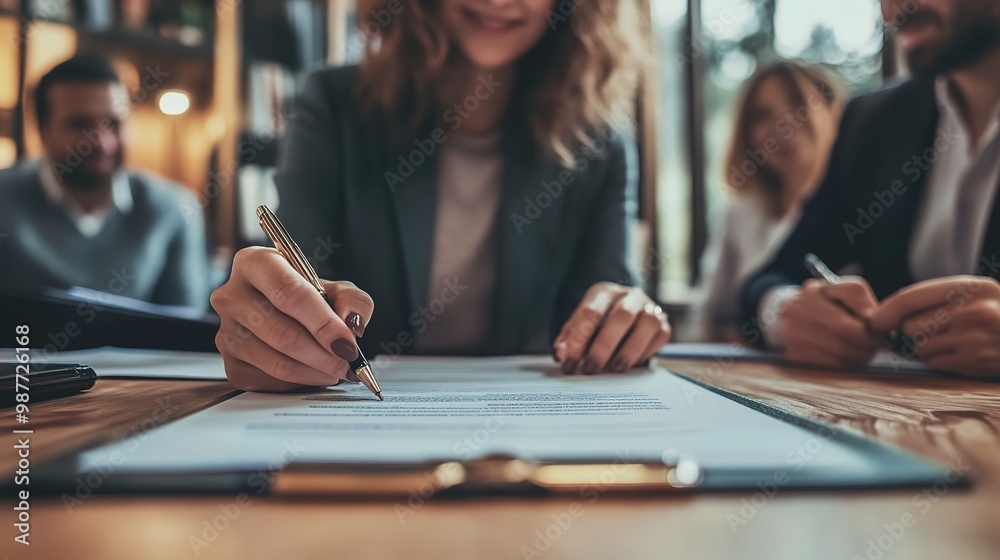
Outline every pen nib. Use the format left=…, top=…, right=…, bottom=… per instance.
left=354, top=363, right=383, bottom=401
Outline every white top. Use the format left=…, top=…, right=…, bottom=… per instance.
left=760, top=77, right=1000, bottom=348
left=38, top=159, right=133, bottom=238
left=687, top=191, right=801, bottom=341
left=909, top=77, right=1000, bottom=280
left=412, top=132, right=503, bottom=354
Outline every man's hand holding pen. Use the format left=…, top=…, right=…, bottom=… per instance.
left=210, top=246, right=374, bottom=392
left=781, top=276, right=883, bottom=367
left=782, top=257, right=1000, bottom=377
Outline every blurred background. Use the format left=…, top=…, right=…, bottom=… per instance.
left=0, top=0, right=899, bottom=308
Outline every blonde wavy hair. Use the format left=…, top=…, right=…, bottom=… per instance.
left=723, top=60, right=846, bottom=214
left=355, top=0, right=650, bottom=164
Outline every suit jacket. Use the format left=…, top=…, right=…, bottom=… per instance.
left=740, top=77, right=1000, bottom=345
left=274, top=65, right=638, bottom=356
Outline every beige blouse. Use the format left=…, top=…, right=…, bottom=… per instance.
left=412, top=131, right=503, bottom=353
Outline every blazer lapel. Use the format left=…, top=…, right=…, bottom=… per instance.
left=979, top=173, right=1000, bottom=279
left=492, top=148, right=568, bottom=353
left=386, top=149, right=438, bottom=314
left=383, top=125, right=570, bottom=353
left=868, top=80, right=939, bottom=294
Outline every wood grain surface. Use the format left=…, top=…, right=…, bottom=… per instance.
left=2, top=358, right=998, bottom=560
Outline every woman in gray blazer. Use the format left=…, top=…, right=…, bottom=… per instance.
left=210, top=0, right=672, bottom=391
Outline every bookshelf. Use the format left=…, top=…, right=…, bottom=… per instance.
left=233, top=0, right=328, bottom=246
left=4, top=0, right=218, bottom=204
left=0, top=1, right=21, bottom=168
left=2, top=0, right=347, bottom=257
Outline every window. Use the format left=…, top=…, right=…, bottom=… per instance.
left=652, top=0, right=886, bottom=304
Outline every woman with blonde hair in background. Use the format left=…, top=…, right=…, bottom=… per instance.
left=687, top=60, right=847, bottom=342
left=210, top=0, right=673, bottom=391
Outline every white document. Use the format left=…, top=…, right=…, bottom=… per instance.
left=0, top=346, right=227, bottom=380
left=79, top=356, right=873, bottom=475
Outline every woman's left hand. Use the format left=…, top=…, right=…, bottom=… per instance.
left=553, top=282, right=672, bottom=374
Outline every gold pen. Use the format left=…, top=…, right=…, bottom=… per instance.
left=256, top=204, right=383, bottom=401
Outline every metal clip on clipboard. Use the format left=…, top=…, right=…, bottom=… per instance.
left=271, top=454, right=703, bottom=497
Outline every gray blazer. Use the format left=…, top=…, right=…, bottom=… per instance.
left=0, top=161, right=208, bottom=309
left=275, top=65, right=638, bottom=355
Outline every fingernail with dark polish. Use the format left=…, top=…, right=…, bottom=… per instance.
left=612, top=358, right=629, bottom=373
left=346, top=312, right=365, bottom=338
left=581, top=358, right=598, bottom=375
left=330, top=338, right=359, bottom=362
left=346, top=369, right=361, bottom=383
left=552, top=340, right=566, bottom=363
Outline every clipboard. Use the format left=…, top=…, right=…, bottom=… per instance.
left=27, top=364, right=964, bottom=498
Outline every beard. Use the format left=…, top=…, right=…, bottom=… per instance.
left=57, top=152, right=123, bottom=192
left=903, top=4, right=1000, bottom=77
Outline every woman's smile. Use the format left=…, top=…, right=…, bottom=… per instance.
left=459, top=6, right=526, bottom=35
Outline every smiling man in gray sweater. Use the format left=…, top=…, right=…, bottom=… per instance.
left=0, top=54, right=208, bottom=310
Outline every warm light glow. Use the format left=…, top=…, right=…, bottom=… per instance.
left=0, top=19, right=19, bottom=109
left=24, top=22, right=78, bottom=158
left=158, top=91, right=190, bottom=116
left=0, top=137, right=16, bottom=169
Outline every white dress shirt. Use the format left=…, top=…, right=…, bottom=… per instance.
left=38, top=160, right=133, bottom=238
left=909, top=78, right=1000, bottom=279
left=760, top=77, right=1000, bottom=348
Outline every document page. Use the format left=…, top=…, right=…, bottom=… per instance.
left=0, top=346, right=227, bottom=380
left=79, top=356, right=873, bottom=475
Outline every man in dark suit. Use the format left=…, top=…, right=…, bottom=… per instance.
left=741, top=0, right=1000, bottom=376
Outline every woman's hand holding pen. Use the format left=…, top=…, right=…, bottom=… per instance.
left=210, top=247, right=374, bottom=392
left=553, top=282, right=672, bottom=374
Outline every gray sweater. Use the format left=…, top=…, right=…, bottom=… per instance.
left=0, top=162, right=208, bottom=309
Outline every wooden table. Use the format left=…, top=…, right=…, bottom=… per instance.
left=3, top=359, right=999, bottom=560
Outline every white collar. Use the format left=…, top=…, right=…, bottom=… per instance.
left=934, top=76, right=1000, bottom=157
